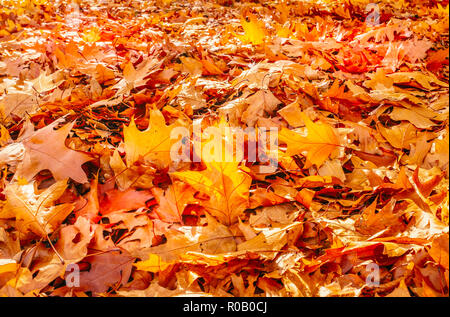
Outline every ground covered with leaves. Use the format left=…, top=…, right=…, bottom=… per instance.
left=0, top=0, right=448, bottom=297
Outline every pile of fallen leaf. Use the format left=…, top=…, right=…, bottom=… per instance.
left=0, top=0, right=448, bottom=297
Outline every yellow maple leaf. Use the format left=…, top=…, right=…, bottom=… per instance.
left=172, top=128, right=252, bottom=225
left=82, top=27, right=101, bottom=43
left=279, top=113, right=339, bottom=168
left=172, top=160, right=251, bottom=225
left=134, top=254, right=173, bottom=273
left=239, top=13, right=266, bottom=45
left=123, top=109, right=186, bottom=169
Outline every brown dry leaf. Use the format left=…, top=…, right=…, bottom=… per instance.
left=0, top=228, right=20, bottom=259
left=413, top=168, right=445, bottom=198
left=56, top=216, right=93, bottom=264
left=0, top=93, right=39, bottom=119
left=74, top=177, right=100, bottom=222
left=76, top=250, right=134, bottom=294
left=385, top=279, right=411, bottom=297
left=109, top=149, right=156, bottom=190
left=241, top=90, right=282, bottom=126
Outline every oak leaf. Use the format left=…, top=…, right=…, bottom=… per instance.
left=100, top=188, right=153, bottom=215
left=74, top=177, right=101, bottom=222
left=412, top=168, right=445, bottom=198
left=0, top=93, right=39, bottom=119
left=77, top=250, right=133, bottom=294
left=56, top=216, right=93, bottom=263
left=15, top=120, right=92, bottom=183
left=1, top=180, right=73, bottom=237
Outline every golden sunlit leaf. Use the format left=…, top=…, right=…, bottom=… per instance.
left=239, top=13, right=266, bottom=45
left=279, top=113, right=339, bottom=168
